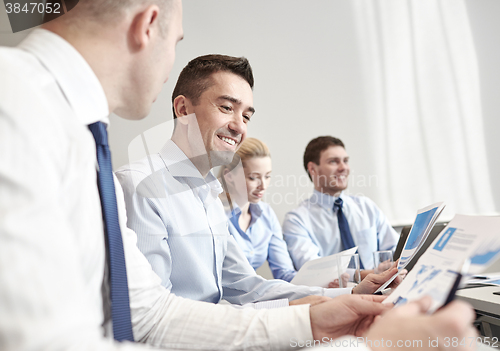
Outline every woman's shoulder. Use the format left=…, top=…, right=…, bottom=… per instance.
left=254, top=202, right=280, bottom=224
left=254, top=201, right=274, bottom=214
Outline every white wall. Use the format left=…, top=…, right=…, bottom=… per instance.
left=108, top=0, right=500, bottom=224
left=1, top=0, right=499, bottom=225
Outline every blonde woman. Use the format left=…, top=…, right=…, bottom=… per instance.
left=220, top=138, right=297, bottom=282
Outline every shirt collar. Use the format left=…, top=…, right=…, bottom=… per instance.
left=229, top=201, right=263, bottom=217
left=248, top=202, right=263, bottom=219
left=159, top=140, right=206, bottom=178
left=311, top=189, right=344, bottom=210
left=228, top=202, right=263, bottom=234
left=159, top=139, right=223, bottom=194
left=19, top=29, right=109, bottom=126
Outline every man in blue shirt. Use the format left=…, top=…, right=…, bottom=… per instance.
left=283, top=136, right=399, bottom=274
left=116, top=56, right=397, bottom=307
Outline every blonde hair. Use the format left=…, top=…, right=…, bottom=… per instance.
left=219, top=138, right=271, bottom=177
left=236, top=137, right=271, bottom=163
left=218, top=138, right=271, bottom=209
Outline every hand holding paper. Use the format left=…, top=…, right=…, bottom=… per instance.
left=374, top=202, right=446, bottom=294
left=352, top=265, right=400, bottom=294
left=310, top=294, right=390, bottom=340
left=365, top=297, right=477, bottom=351
left=384, top=215, right=500, bottom=312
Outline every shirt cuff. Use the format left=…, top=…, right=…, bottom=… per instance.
left=323, top=287, right=353, bottom=298
left=240, top=298, right=290, bottom=309
left=254, top=298, right=289, bottom=309
left=266, top=304, right=313, bottom=351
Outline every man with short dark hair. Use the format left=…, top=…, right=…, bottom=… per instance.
left=116, top=55, right=397, bottom=307
left=0, top=1, right=477, bottom=349
left=303, top=136, right=346, bottom=182
left=283, top=136, right=399, bottom=273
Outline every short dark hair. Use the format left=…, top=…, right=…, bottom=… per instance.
left=61, top=0, right=176, bottom=33
left=171, top=54, right=254, bottom=119
left=303, top=136, right=345, bottom=181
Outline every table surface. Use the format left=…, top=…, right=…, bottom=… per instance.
left=457, top=285, right=500, bottom=316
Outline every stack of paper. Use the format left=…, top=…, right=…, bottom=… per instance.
left=290, top=247, right=358, bottom=288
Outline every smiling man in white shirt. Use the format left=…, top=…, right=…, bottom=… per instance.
left=283, top=136, right=399, bottom=276
left=115, top=55, right=404, bottom=307
left=0, top=0, right=477, bottom=350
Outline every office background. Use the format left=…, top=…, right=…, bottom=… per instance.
left=1, top=0, right=499, bottom=226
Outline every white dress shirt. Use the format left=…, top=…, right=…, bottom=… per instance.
left=283, top=190, right=399, bottom=270
left=115, top=141, right=350, bottom=307
left=0, top=29, right=316, bottom=350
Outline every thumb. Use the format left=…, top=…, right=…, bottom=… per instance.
left=371, top=267, right=398, bottom=284
left=351, top=298, right=392, bottom=317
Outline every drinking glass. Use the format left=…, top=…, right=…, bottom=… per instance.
left=337, top=254, right=361, bottom=288
left=373, top=250, right=394, bottom=274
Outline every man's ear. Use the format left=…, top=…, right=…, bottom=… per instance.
left=173, top=95, right=191, bottom=125
left=130, top=5, right=161, bottom=51
left=307, top=161, right=316, bottom=176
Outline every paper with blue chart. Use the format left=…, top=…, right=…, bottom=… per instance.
left=397, top=202, right=446, bottom=269
left=384, top=215, right=500, bottom=312
left=374, top=202, right=445, bottom=293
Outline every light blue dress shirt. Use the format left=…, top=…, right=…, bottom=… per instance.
left=227, top=202, right=297, bottom=282
left=116, top=140, right=349, bottom=305
left=283, top=190, right=399, bottom=270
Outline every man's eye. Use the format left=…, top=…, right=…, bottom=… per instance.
left=243, top=115, right=251, bottom=122
left=221, top=105, right=232, bottom=112
left=248, top=177, right=255, bottom=181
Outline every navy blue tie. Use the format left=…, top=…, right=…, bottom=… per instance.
left=88, top=122, right=134, bottom=342
left=334, top=198, right=364, bottom=269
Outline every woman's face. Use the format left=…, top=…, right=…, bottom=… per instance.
left=243, top=156, right=272, bottom=203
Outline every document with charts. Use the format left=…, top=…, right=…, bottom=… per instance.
left=374, top=202, right=445, bottom=293
left=290, top=247, right=358, bottom=288
left=384, top=214, right=500, bottom=313
left=397, top=202, right=446, bottom=269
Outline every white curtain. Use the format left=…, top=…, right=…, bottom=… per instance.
left=351, top=0, right=495, bottom=224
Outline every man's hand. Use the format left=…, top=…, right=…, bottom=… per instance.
left=289, top=295, right=332, bottom=307
left=352, top=266, right=399, bottom=294
left=360, top=269, right=374, bottom=280
left=374, top=260, right=393, bottom=274
left=310, top=294, right=391, bottom=340
left=388, top=267, right=407, bottom=289
left=365, top=296, right=478, bottom=351
left=328, top=273, right=350, bottom=289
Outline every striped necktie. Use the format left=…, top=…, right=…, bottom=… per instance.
left=88, top=122, right=134, bottom=342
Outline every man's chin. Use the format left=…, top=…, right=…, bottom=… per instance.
left=114, top=105, right=150, bottom=121
left=209, top=150, right=235, bottom=167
